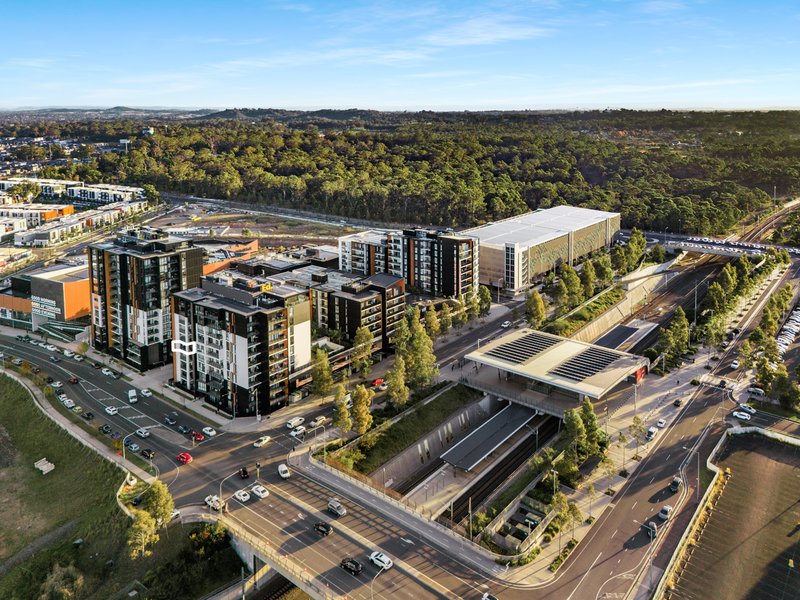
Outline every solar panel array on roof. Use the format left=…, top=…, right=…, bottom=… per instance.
left=548, top=347, right=620, bottom=382
left=485, top=332, right=559, bottom=364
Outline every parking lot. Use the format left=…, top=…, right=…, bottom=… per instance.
left=671, top=434, right=800, bottom=600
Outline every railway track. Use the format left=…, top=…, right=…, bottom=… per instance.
left=443, top=416, right=558, bottom=525
left=395, top=458, right=445, bottom=496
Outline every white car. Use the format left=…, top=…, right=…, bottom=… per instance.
left=501, top=320, right=512, bottom=328
left=45, top=344, right=57, bottom=352
left=101, top=368, right=114, bottom=377
left=738, top=403, right=756, bottom=414
left=126, top=442, right=140, bottom=453
left=251, top=485, right=269, bottom=499
left=286, top=417, right=305, bottom=429
left=309, top=416, right=327, bottom=428
left=51, top=381, right=63, bottom=389
left=73, top=355, right=84, bottom=362
left=58, top=393, right=68, bottom=402
left=253, top=435, right=272, bottom=448
left=656, top=419, right=666, bottom=428
left=62, top=399, right=75, bottom=409
left=730, top=360, right=740, bottom=369
left=658, top=505, right=673, bottom=521
left=202, top=427, right=217, bottom=437
left=135, top=427, right=150, bottom=438
left=204, top=495, right=223, bottom=511
left=278, top=464, right=290, bottom=479
left=732, top=410, right=752, bottom=421
left=140, top=388, right=153, bottom=397
left=105, top=406, right=119, bottom=416
left=290, top=425, right=306, bottom=438
left=369, top=551, right=393, bottom=570
left=63, top=350, right=75, bottom=358
left=377, top=382, right=388, bottom=391
left=233, top=489, right=251, bottom=503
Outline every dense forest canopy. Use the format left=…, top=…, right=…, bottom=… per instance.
left=4, top=109, right=800, bottom=234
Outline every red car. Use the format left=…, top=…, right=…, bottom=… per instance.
left=192, top=431, right=205, bottom=442
left=68, top=376, right=79, bottom=384
left=177, top=452, right=193, bottom=464
left=371, top=378, right=384, bottom=387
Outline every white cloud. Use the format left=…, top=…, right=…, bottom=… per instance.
left=422, top=14, right=550, bottom=47
left=638, top=1, right=686, bottom=14
left=6, top=58, right=56, bottom=69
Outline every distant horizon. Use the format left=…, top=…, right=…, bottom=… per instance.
left=3, top=1, right=799, bottom=110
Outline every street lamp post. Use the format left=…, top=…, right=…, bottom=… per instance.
left=219, top=469, right=240, bottom=512
left=371, top=565, right=387, bottom=599
left=551, top=469, right=558, bottom=498
left=122, top=432, right=134, bottom=462
left=683, top=446, right=701, bottom=502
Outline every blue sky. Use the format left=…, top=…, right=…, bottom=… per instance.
left=3, top=0, right=799, bottom=110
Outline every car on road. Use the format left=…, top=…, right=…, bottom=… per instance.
left=63, top=350, right=74, bottom=358
left=58, top=393, right=68, bottom=402
left=32, top=367, right=40, bottom=373
left=501, top=320, right=512, bottom=328
left=177, top=425, right=191, bottom=434
left=99, top=424, right=112, bottom=434
left=177, top=452, right=193, bottom=464
left=482, top=594, right=499, bottom=600
left=328, top=498, right=347, bottom=517
left=239, top=467, right=249, bottom=479
left=45, top=344, right=56, bottom=352
left=46, top=376, right=53, bottom=383
left=645, top=426, right=658, bottom=441
left=369, top=551, right=393, bottom=570
left=68, top=376, right=79, bottom=384
left=253, top=435, right=272, bottom=448
left=658, top=505, right=673, bottom=521
left=92, top=362, right=103, bottom=369
left=140, top=388, right=152, bottom=397
left=278, top=464, right=290, bottom=479
left=51, top=381, right=63, bottom=389
left=192, top=431, right=205, bottom=442
left=669, top=476, right=682, bottom=493
left=72, top=405, right=83, bottom=414
left=204, top=495, right=223, bottom=511
left=309, top=416, right=327, bottom=428
left=371, top=378, right=385, bottom=388
left=62, top=399, right=75, bottom=410
left=126, top=442, right=140, bottom=453
left=233, top=490, right=250, bottom=503
left=164, top=415, right=177, bottom=426
left=81, top=412, right=94, bottom=421
left=48, top=356, right=60, bottom=363
left=201, top=426, right=217, bottom=437
left=314, top=522, right=333, bottom=536
left=340, top=557, right=363, bottom=576
left=101, top=368, right=114, bottom=377
left=290, top=425, right=306, bottom=438
left=135, top=427, right=150, bottom=438
left=73, top=355, right=84, bottom=362
left=286, top=417, right=305, bottom=429
left=732, top=410, right=752, bottom=421
left=731, top=360, right=740, bottom=369
left=645, top=521, right=659, bottom=540
left=104, top=406, right=119, bottom=416
left=251, top=485, right=269, bottom=499
left=656, top=419, right=667, bottom=428
left=738, top=403, right=756, bottom=415
left=376, top=382, right=388, bottom=391
left=141, top=449, right=155, bottom=459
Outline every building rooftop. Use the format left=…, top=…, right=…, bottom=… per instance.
left=463, top=206, right=619, bottom=248
left=465, top=328, right=648, bottom=399
left=21, top=261, right=89, bottom=283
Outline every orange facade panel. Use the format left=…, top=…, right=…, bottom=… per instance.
left=0, top=294, right=32, bottom=313
left=62, top=279, right=91, bottom=320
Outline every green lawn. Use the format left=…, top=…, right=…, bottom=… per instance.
left=545, top=286, right=626, bottom=337
left=340, top=384, right=481, bottom=475
left=750, top=400, right=800, bottom=424
left=0, top=374, right=242, bottom=600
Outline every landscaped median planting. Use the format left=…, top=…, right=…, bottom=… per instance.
left=549, top=538, right=578, bottom=572
left=331, top=384, right=481, bottom=475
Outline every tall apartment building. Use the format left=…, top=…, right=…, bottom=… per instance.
left=267, top=265, right=405, bottom=355
left=88, top=228, right=203, bottom=371
left=171, top=272, right=311, bottom=416
left=338, top=228, right=478, bottom=298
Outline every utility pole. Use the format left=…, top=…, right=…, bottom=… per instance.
left=468, top=496, right=472, bottom=539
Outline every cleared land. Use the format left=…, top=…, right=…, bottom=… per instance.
left=671, top=434, right=800, bottom=600
left=0, top=374, right=241, bottom=599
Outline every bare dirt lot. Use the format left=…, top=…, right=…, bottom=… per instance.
left=671, top=434, right=800, bottom=600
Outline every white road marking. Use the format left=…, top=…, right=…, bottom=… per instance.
left=566, top=552, right=603, bottom=600
left=632, top=501, right=637, bottom=509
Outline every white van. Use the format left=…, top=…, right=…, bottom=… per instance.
left=747, top=387, right=765, bottom=397
left=646, top=426, right=658, bottom=441
left=128, top=389, right=138, bottom=404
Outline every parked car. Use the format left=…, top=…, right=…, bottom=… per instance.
left=340, top=557, right=363, bottom=576
left=732, top=410, right=752, bottom=421
left=738, top=403, right=756, bottom=415
left=73, top=355, right=84, bottom=362
left=309, top=416, right=327, bottom=428
left=369, top=552, right=393, bottom=570
left=233, top=490, right=251, bottom=503
left=658, top=505, right=673, bottom=521
left=101, top=367, right=114, bottom=377
left=140, top=388, right=153, bottom=397
left=126, top=442, right=140, bottom=453
left=253, top=435, right=272, bottom=448
left=63, top=350, right=74, bottom=358
left=314, top=521, right=333, bottom=536
left=377, top=382, right=388, bottom=391
left=371, top=378, right=385, bottom=388
left=278, top=464, right=290, bottom=479
left=51, top=381, right=63, bottom=389
left=141, top=449, right=155, bottom=460
left=99, top=424, right=112, bottom=434
left=81, top=412, right=95, bottom=421
left=501, top=320, right=512, bottom=328
left=251, top=485, right=269, bottom=499
left=645, top=426, right=658, bottom=441
left=286, top=417, right=305, bottom=429
left=177, top=452, right=193, bottom=464
left=290, top=425, right=306, bottom=438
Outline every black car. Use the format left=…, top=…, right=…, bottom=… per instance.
left=314, top=522, right=332, bottom=536
left=239, top=467, right=249, bottom=479
left=164, top=415, right=177, bottom=426
left=81, top=412, right=95, bottom=421
left=46, top=376, right=54, bottom=383
left=340, top=557, right=363, bottom=576
left=32, top=367, right=41, bottom=373
left=131, top=495, right=143, bottom=506
left=99, top=424, right=112, bottom=434
left=177, top=425, right=191, bottom=434
left=673, top=398, right=683, bottom=407
left=92, top=362, right=102, bottom=369
left=141, top=449, right=155, bottom=460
